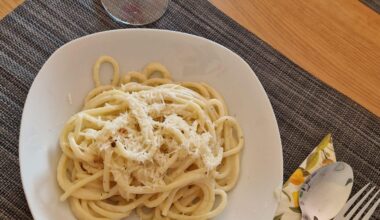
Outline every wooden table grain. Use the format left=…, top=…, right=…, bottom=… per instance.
left=210, top=0, right=380, bottom=116
left=0, top=0, right=23, bottom=19
left=1, top=0, right=380, bottom=116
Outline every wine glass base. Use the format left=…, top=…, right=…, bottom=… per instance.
left=101, top=0, right=170, bottom=26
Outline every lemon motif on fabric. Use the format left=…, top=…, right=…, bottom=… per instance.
left=289, top=168, right=306, bottom=186
left=274, top=134, right=336, bottom=220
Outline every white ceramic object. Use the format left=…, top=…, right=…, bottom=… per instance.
left=19, top=29, right=283, bottom=220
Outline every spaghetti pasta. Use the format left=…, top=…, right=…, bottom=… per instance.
left=57, top=56, right=244, bottom=220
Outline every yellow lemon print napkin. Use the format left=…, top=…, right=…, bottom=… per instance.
left=274, top=134, right=336, bottom=220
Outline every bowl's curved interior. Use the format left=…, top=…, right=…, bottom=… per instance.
left=19, top=29, right=283, bottom=220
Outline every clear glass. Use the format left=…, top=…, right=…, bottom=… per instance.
left=101, top=0, right=170, bottom=26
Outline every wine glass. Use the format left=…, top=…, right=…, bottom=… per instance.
left=101, top=0, right=170, bottom=26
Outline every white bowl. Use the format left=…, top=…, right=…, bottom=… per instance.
left=19, top=29, right=283, bottom=220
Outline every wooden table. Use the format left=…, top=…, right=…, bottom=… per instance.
left=1, top=0, right=380, bottom=116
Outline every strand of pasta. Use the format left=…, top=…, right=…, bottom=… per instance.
left=57, top=56, right=244, bottom=220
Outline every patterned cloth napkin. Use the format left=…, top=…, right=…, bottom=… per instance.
left=274, top=134, right=336, bottom=220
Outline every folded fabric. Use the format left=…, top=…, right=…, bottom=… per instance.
left=274, top=134, right=336, bottom=220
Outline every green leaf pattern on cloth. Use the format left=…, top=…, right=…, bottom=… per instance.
left=305, top=151, right=320, bottom=171
left=273, top=134, right=336, bottom=220
left=274, top=214, right=284, bottom=220
left=289, top=207, right=302, bottom=214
